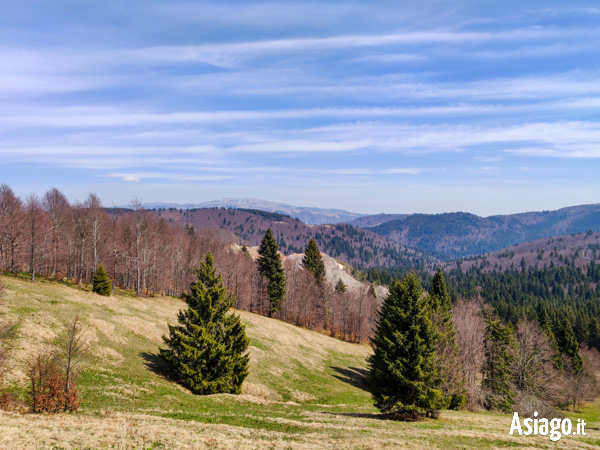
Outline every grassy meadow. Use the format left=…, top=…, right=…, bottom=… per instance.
left=0, top=274, right=599, bottom=449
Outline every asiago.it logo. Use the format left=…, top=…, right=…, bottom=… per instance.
left=509, top=411, right=586, bottom=442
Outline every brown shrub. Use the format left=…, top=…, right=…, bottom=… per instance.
left=28, top=349, right=79, bottom=413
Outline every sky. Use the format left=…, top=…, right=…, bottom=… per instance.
left=1, top=0, right=599, bottom=216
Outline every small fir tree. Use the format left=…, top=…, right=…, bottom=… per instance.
left=92, top=264, right=111, bottom=296
left=335, top=278, right=347, bottom=294
left=368, top=284, right=377, bottom=298
left=257, top=229, right=286, bottom=317
left=482, top=319, right=515, bottom=413
left=303, top=239, right=325, bottom=285
left=160, top=252, right=249, bottom=395
left=368, top=272, right=442, bottom=419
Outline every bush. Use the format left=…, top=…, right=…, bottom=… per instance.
left=28, top=348, right=79, bottom=413
left=448, top=392, right=467, bottom=410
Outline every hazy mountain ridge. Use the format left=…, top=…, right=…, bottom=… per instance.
left=365, top=204, right=600, bottom=260
left=141, top=198, right=365, bottom=225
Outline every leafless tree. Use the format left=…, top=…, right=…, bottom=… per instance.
left=24, top=194, right=46, bottom=281
left=43, top=187, right=69, bottom=276
left=55, top=315, right=91, bottom=393
left=453, top=298, right=486, bottom=410
left=0, top=184, right=25, bottom=272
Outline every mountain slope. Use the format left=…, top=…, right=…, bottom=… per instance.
left=367, top=204, right=600, bottom=260
left=444, top=230, right=600, bottom=273
left=3, top=275, right=597, bottom=449
left=153, top=207, right=431, bottom=270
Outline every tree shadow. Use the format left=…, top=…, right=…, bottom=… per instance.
left=321, top=411, right=424, bottom=422
left=140, top=351, right=174, bottom=380
left=330, top=366, right=369, bottom=391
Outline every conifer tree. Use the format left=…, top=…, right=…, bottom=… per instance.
left=92, top=264, right=111, bottom=296
left=335, top=278, right=347, bottom=294
left=429, top=269, right=464, bottom=409
left=482, top=319, right=515, bottom=413
left=556, top=317, right=583, bottom=374
left=368, top=272, right=442, bottom=419
left=303, top=239, right=325, bottom=285
left=368, top=284, right=377, bottom=299
left=257, top=229, right=286, bottom=317
left=160, top=252, right=249, bottom=395
left=538, top=306, right=562, bottom=369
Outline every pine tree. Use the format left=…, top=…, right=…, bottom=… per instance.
left=335, top=278, right=347, bottom=294
left=429, top=269, right=464, bottom=410
left=368, top=272, right=442, bottom=419
left=160, top=252, right=249, bottom=395
left=482, top=319, right=515, bottom=413
left=257, top=229, right=286, bottom=317
left=92, top=264, right=111, bottom=296
left=303, top=239, right=325, bottom=285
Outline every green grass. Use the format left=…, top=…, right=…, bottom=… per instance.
left=1, top=274, right=599, bottom=449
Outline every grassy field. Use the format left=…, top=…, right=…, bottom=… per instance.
left=1, top=274, right=599, bottom=449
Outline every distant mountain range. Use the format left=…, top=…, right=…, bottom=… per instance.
left=139, top=198, right=365, bottom=225
left=361, top=204, right=600, bottom=260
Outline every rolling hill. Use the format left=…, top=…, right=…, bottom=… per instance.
left=364, top=204, right=600, bottom=260
left=2, top=275, right=598, bottom=448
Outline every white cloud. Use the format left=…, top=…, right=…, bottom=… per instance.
left=122, top=175, right=140, bottom=182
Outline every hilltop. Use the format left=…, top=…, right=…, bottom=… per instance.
left=2, top=275, right=598, bottom=448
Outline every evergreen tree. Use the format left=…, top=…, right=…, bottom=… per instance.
left=92, top=264, right=111, bottom=296
left=335, top=278, right=347, bottom=294
left=555, top=317, right=583, bottom=374
left=429, top=269, right=464, bottom=409
left=368, top=273, right=442, bottom=419
left=303, top=239, right=325, bottom=285
left=257, top=229, right=286, bottom=317
left=160, top=252, right=249, bottom=395
left=368, top=284, right=377, bottom=299
left=482, top=319, right=515, bottom=413
left=538, top=306, right=562, bottom=369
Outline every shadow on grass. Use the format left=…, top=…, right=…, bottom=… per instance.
left=140, top=351, right=174, bottom=380
left=331, top=366, right=369, bottom=391
left=321, top=411, right=426, bottom=422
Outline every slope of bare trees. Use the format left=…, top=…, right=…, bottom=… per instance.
left=0, top=184, right=378, bottom=343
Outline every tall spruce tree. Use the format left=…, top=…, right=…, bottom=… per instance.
left=257, top=228, right=286, bottom=317
left=160, top=252, right=249, bottom=395
left=92, top=264, right=111, bottom=296
left=303, top=239, right=325, bottom=286
left=482, top=319, right=515, bottom=413
left=368, top=272, right=442, bottom=419
left=429, top=269, right=464, bottom=409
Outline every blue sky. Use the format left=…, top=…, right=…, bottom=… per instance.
left=1, top=1, right=599, bottom=215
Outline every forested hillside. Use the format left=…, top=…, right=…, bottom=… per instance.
left=151, top=207, right=430, bottom=270
left=364, top=204, right=600, bottom=260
